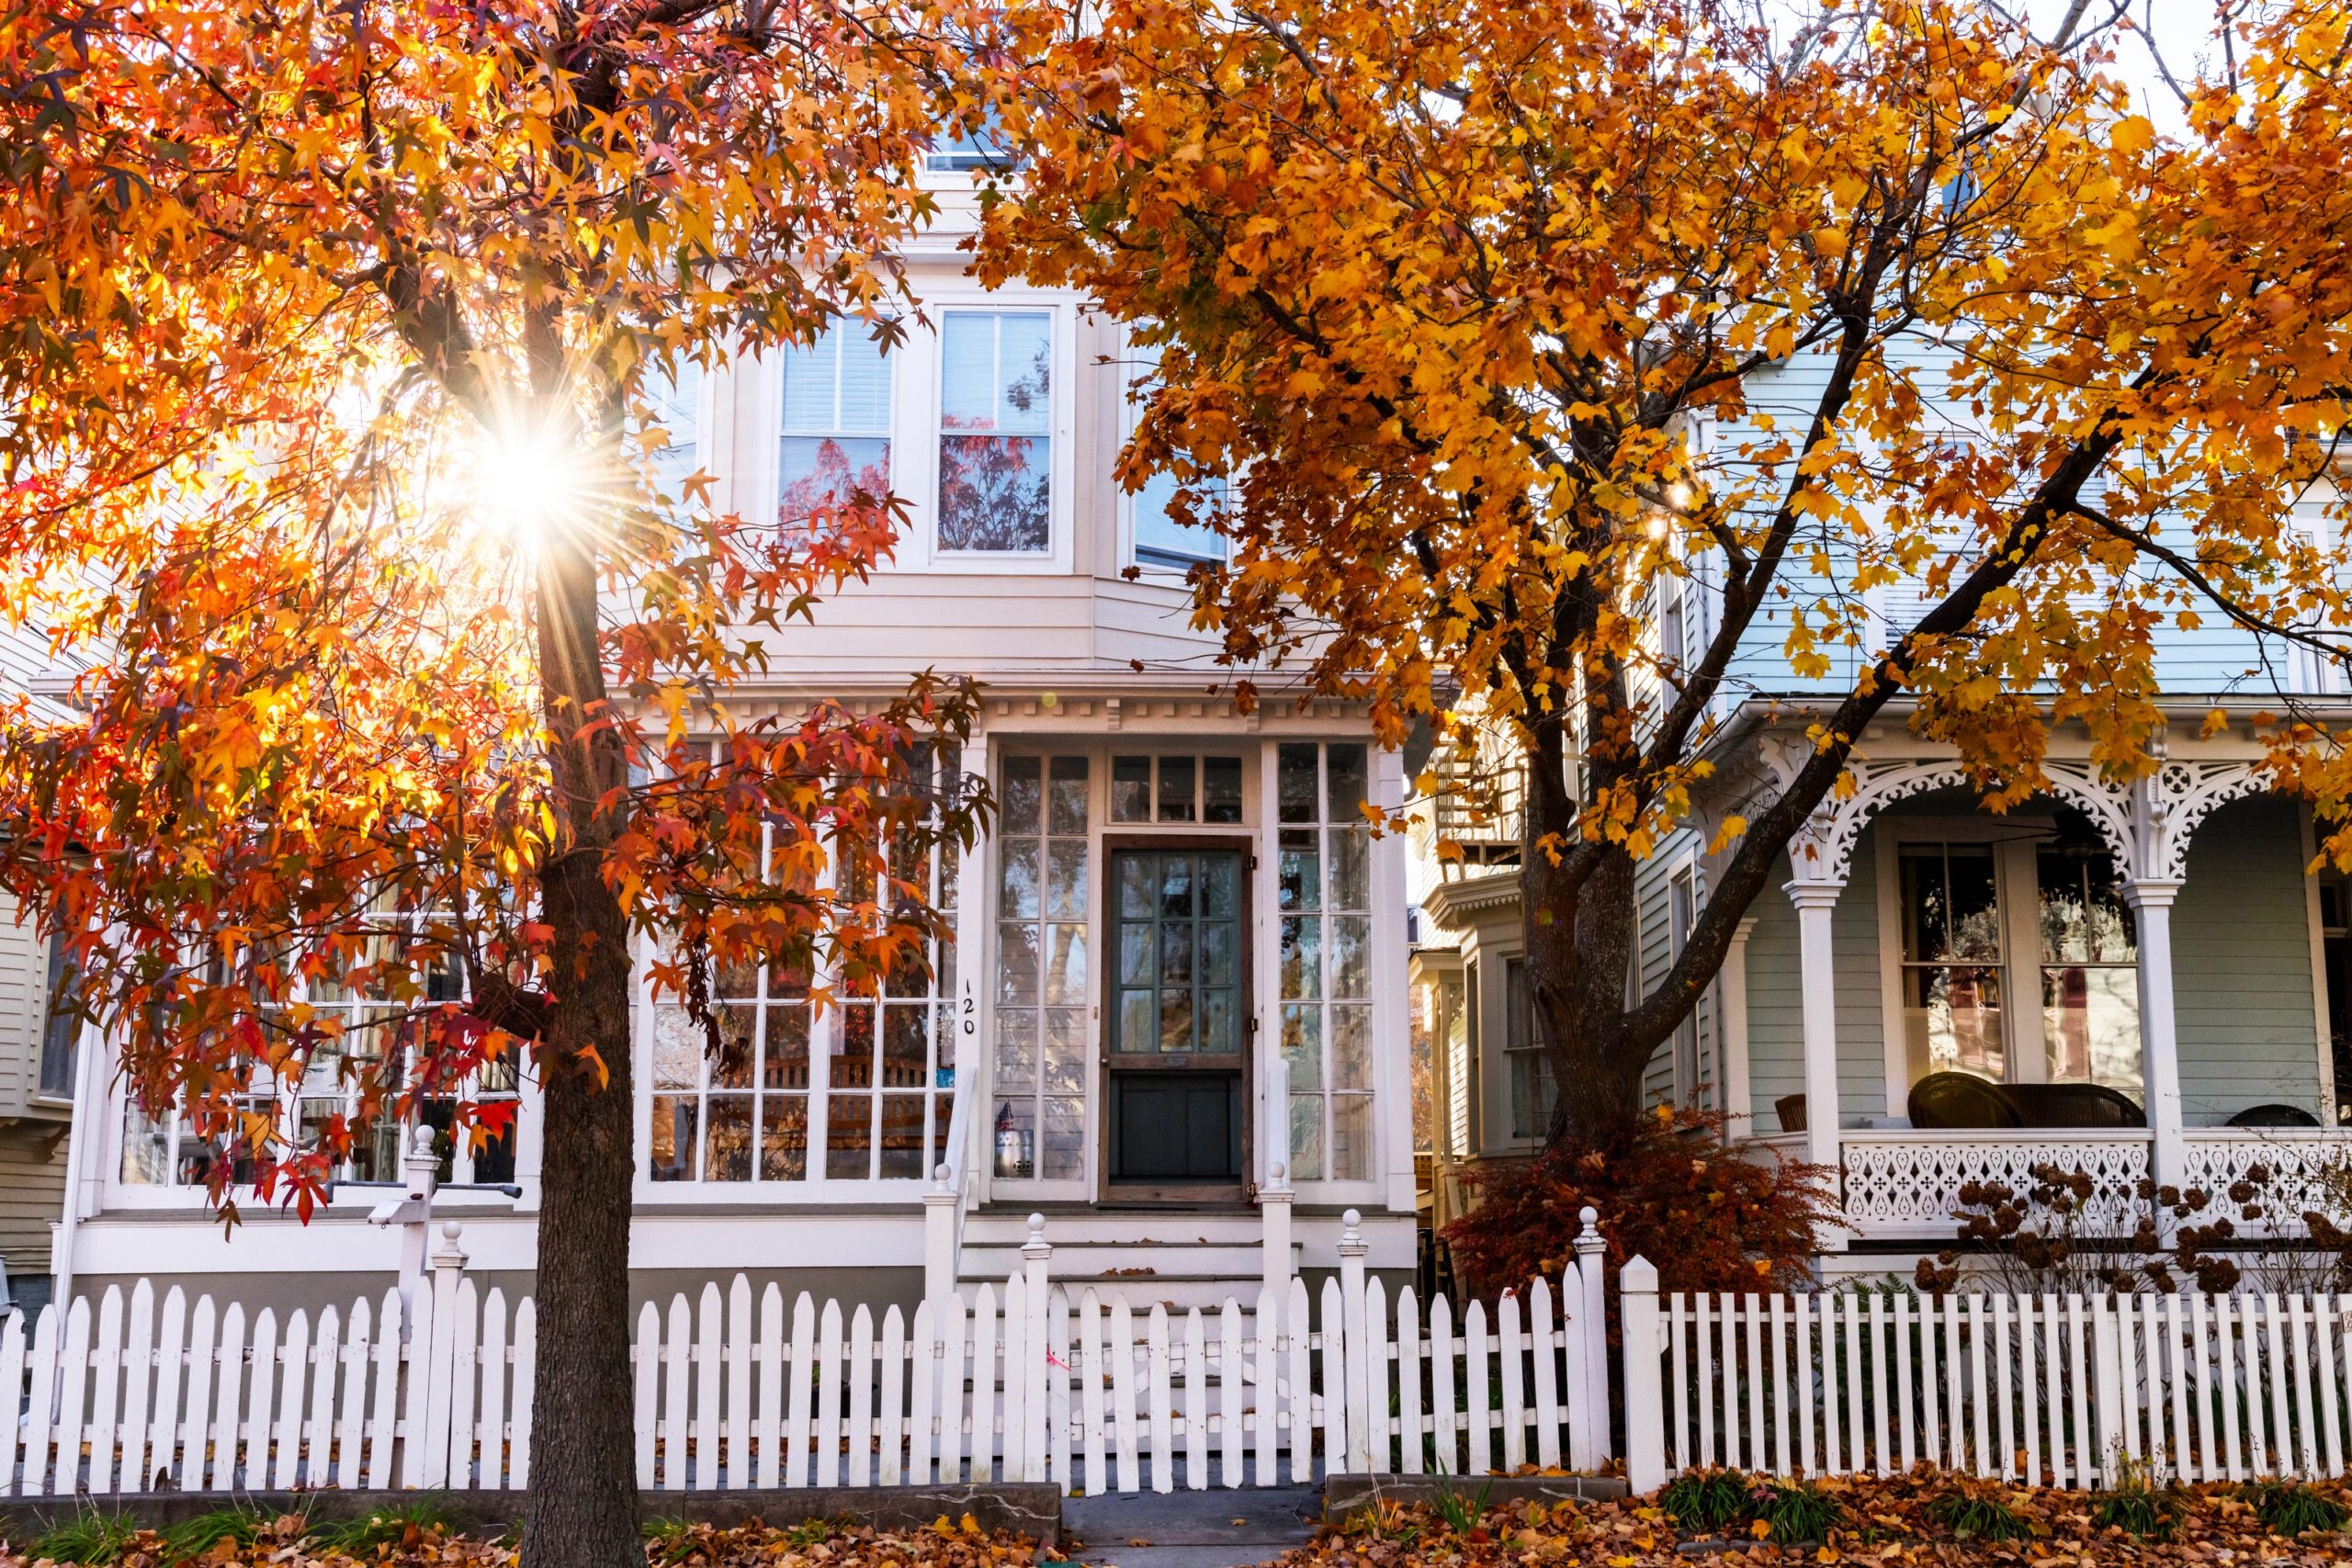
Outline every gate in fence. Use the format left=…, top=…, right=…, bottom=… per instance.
left=3, top=1212, right=1612, bottom=1499
left=1620, top=1258, right=2352, bottom=1491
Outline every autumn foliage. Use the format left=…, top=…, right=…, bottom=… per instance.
left=977, top=0, right=2352, bottom=1142
left=1442, top=1106, right=1833, bottom=1303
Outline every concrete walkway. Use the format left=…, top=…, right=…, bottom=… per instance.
left=1063, top=1486, right=1323, bottom=1568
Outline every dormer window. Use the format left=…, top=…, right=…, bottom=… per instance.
left=938, top=310, right=1053, bottom=554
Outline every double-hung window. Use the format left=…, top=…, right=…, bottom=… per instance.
left=938, top=310, right=1052, bottom=554
left=1892, top=810, right=2141, bottom=1100
left=779, top=322, right=893, bottom=523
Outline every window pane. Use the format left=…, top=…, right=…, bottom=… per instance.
left=1041, top=1096, right=1086, bottom=1179
left=1111, top=756, right=1152, bottom=821
left=1326, top=744, right=1368, bottom=822
left=121, top=1105, right=172, bottom=1185
left=707, top=1096, right=754, bottom=1181
left=993, top=1097, right=1035, bottom=1178
left=2042, top=966, right=2142, bottom=1094
left=762, top=1096, right=808, bottom=1180
left=1277, top=743, right=1318, bottom=823
left=1282, top=1004, right=1323, bottom=1090
left=1045, top=1009, right=1088, bottom=1093
left=1903, top=964, right=2005, bottom=1082
left=1288, top=1095, right=1324, bottom=1181
left=1134, top=469, right=1227, bottom=569
left=781, top=436, right=890, bottom=516
left=782, top=331, right=841, bottom=433
left=826, top=1092, right=873, bottom=1179
left=1047, top=755, right=1090, bottom=835
left=996, top=1010, right=1039, bottom=1090
left=650, top=1096, right=698, bottom=1181
left=1331, top=1095, right=1373, bottom=1181
left=938, top=435, right=1050, bottom=551
left=1202, top=757, right=1243, bottom=823
left=1278, top=835, right=1320, bottom=912
left=1329, top=827, right=1369, bottom=912
left=1332, top=1004, right=1374, bottom=1089
left=879, top=1093, right=928, bottom=1179
left=1281, top=916, right=1321, bottom=999
left=1000, top=756, right=1042, bottom=835
left=1158, top=755, right=1195, bottom=822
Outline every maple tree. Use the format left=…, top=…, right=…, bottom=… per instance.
left=978, top=0, right=2352, bottom=1144
left=0, top=1, right=987, bottom=1559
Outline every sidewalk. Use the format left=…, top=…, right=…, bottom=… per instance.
left=1063, top=1486, right=1322, bottom=1568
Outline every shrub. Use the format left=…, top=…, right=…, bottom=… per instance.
left=2243, top=1479, right=2352, bottom=1536
left=1442, top=1105, right=1833, bottom=1301
left=1925, top=1477, right=2036, bottom=1541
left=1657, top=1468, right=1752, bottom=1533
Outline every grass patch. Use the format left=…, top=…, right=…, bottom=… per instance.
left=1658, top=1468, right=1752, bottom=1532
left=28, top=1506, right=141, bottom=1567
left=1428, top=1472, right=1495, bottom=1536
left=1925, top=1478, right=2036, bottom=1542
left=155, top=1506, right=283, bottom=1563
left=302, top=1498, right=458, bottom=1555
left=2242, top=1480, right=2352, bottom=1537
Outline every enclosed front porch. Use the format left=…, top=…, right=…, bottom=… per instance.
left=1721, top=745, right=2352, bottom=1247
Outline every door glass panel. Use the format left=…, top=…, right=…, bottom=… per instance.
left=1110, top=848, right=1246, bottom=1056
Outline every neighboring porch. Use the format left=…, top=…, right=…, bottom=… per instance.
left=1725, top=742, right=2352, bottom=1249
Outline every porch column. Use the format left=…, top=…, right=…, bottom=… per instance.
left=2125, top=878, right=2187, bottom=1205
left=1785, top=879, right=1848, bottom=1249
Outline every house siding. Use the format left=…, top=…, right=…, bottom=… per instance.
left=2174, top=795, right=2325, bottom=1123
left=1734, top=839, right=1885, bottom=1130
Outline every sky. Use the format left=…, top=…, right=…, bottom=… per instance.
left=2020, top=0, right=2231, bottom=133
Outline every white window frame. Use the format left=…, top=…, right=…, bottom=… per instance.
left=768, top=320, right=897, bottom=531
left=922, top=302, right=1077, bottom=574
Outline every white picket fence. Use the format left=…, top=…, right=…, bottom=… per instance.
left=4, top=1213, right=1612, bottom=1497
left=1620, top=1258, right=2352, bottom=1489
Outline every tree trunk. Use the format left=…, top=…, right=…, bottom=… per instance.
left=1520, top=716, right=1649, bottom=1150
left=519, top=476, right=643, bottom=1566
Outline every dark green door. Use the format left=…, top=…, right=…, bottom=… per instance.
left=1104, top=844, right=1250, bottom=1195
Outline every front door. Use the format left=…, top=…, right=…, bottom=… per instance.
left=1103, top=842, right=1250, bottom=1199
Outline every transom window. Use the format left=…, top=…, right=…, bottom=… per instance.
left=780, top=321, right=892, bottom=521
left=938, top=310, right=1052, bottom=554
left=1109, top=754, right=1244, bottom=825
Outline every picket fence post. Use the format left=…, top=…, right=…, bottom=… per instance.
left=1338, top=1210, right=1370, bottom=1472
left=1021, top=1214, right=1052, bottom=1483
left=1621, top=1257, right=1667, bottom=1495
left=1261, top=1163, right=1294, bottom=1298
left=1573, top=1207, right=1611, bottom=1465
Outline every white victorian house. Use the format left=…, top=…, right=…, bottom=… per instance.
left=46, top=170, right=1419, bottom=1320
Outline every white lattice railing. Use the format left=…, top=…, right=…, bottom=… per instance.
left=1838, top=1130, right=2154, bottom=1240
left=2181, top=1129, right=2351, bottom=1238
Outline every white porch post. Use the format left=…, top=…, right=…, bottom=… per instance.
left=1785, top=880, right=1848, bottom=1249
left=2125, top=879, right=2187, bottom=1204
